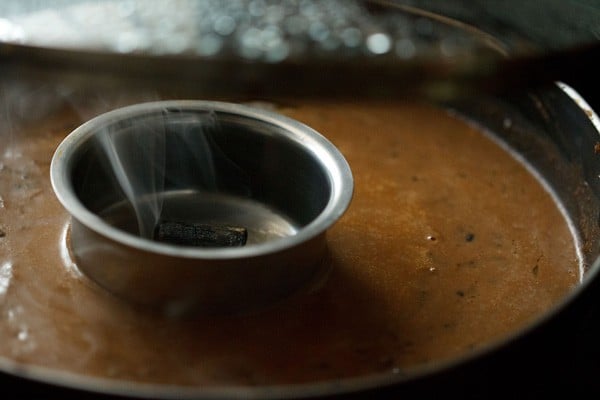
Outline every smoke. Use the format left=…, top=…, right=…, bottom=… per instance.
left=95, top=116, right=166, bottom=239
left=82, top=104, right=251, bottom=240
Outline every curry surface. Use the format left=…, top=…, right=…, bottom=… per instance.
left=0, top=100, right=579, bottom=387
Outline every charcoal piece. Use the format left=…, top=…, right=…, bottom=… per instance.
left=154, top=220, right=247, bottom=247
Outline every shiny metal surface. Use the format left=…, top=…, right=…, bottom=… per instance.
left=1, top=1, right=597, bottom=101
left=50, top=100, right=354, bottom=316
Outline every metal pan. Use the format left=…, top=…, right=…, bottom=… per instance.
left=1, top=1, right=600, bottom=398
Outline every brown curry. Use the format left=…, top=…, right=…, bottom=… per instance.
left=0, top=100, right=579, bottom=386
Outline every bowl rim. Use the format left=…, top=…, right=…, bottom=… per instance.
left=50, top=99, right=354, bottom=260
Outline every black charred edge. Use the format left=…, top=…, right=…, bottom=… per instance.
left=154, top=220, right=247, bottom=247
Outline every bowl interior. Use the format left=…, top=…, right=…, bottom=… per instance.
left=66, top=107, right=334, bottom=245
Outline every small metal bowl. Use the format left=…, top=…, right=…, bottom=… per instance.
left=50, top=100, right=353, bottom=316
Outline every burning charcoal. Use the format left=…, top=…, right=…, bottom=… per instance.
left=154, top=220, right=248, bottom=247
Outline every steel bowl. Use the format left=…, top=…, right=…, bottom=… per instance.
left=50, top=100, right=354, bottom=316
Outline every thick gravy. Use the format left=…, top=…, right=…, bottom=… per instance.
left=0, top=100, right=579, bottom=387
